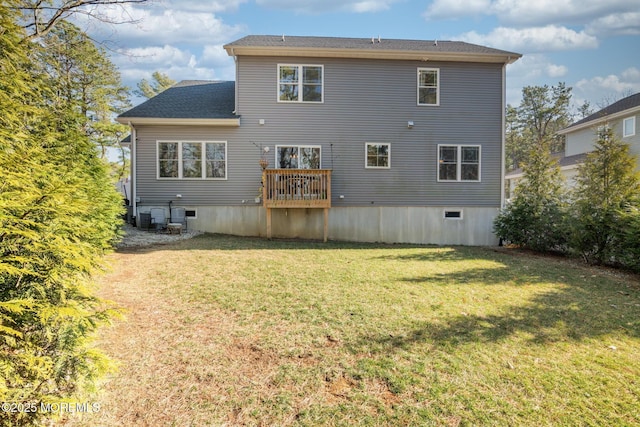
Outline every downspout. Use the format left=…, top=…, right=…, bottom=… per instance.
left=232, top=49, right=239, bottom=115
left=500, top=63, right=506, bottom=209
left=128, top=121, right=137, bottom=222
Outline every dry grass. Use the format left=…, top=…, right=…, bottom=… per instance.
left=63, top=234, right=640, bottom=426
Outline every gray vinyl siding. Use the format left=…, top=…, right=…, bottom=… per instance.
left=135, top=56, right=505, bottom=207
left=565, top=114, right=640, bottom=171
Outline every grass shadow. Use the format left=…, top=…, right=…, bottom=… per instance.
left=356, top=277, right=640, bottom=353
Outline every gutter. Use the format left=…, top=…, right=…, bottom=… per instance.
left=128, top=121, right=137, bottom=221
left=116, top=117, right=240, bottom=126
left=223, top=45, right=522, bottom=65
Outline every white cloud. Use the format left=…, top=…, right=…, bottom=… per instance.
left=118, top=45, right=195, bottom=66
left=200, top=45, right=234, bottom=69
left=576, top=67, right=640, bottom=95
left=546, top=64, right=568, bottom=78
left=425, top=0, right=638, bottom=28
left=459, top=26, right=598, bottom=53
left=77, top=4, right=244, bottom=46
left=255, top=0, right=399, bottom=13
left=586, top=12, right=640, bottom=36
left=154, top=0, right=248, bottom=13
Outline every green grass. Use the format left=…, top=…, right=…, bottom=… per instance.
left=71, top=234, right=640, bottom=426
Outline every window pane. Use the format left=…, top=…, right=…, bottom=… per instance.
left=419, top=88, right=437, bottom=105
left=206, top=143, right=225, bottom=160
left=159, top=143, right=178, bottom=177
left=206, top=161, right=226, bottom=178
left=206, top=143, right=226, bottom=178
left=159, top=160, right=178, bottom=178
left=159, top=142, right=178, bottom=160
left=303, top=66, right=322, bottom=83
left=439, top=146, right=457, bottom=162
left=439, top=164, right=457, bottom=180
left=462, top=146, right=479, bottom=162
left=183, top=143, right=202, bottom=178
left=461, top=164, right=479, bottom=181
left=300, top=147, right=320, bottom=169
left=279, top=66, right=298, bottom=83
left=278, top=146, right=298, bottom=168
left=367, top=144, right=389, bottom=167
left=279, top=84, right=298, bottom=101
left=420, top=70, right=437, bottom=86
left=302, top=85, right=322, bottom=102
left=624, top=117, right=635, bottom=137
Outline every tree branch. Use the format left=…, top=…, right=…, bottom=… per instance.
left=12, top=0, right=150, bottom=41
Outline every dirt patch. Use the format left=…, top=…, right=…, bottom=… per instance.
left=116, top=224, right=203, bottom=249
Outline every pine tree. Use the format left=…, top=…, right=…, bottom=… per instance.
left=571, top=126, right=640, bottom=264
left=494, top=139, right=568, bottom=252
left=37, top=20, right=131, bottom=159
left=0, top=4, right=122, bottom=425
left=135, top=71, right=176, bottom=99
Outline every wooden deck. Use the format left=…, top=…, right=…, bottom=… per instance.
left=262, top=169, right=332, bottom=241
left=262, top=169, right=331, bottom=208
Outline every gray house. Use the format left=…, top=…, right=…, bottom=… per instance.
left=507, top=92, right=640, bottom=194
left=118, top=35, right=521, bottom=245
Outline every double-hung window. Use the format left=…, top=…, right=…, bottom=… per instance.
left=366, top=143, right=390, bottom=168
left=438, top=145, right=480, bottom=182
left=623, top=116, right=636, bottom=138
left=278, top=65, right=323, bottom=103
left=276, top=145, right=321, bottom=169
left=158, top=141, right=227, bottom=179
left=418, top=68, right=439, bottom=106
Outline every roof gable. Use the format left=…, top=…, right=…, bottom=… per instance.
left=562, top=92, right=640, bottom=133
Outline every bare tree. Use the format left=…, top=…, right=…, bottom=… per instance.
left=12, top=0, right=150, bottom=41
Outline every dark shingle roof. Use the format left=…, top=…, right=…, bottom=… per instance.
left=505, top=152, right=588, bottom=178
left=225, top=35, right=521, bottom=61
left=119, top=80, right=237, bottom=119
left=566, top=92, right=640, bottom=129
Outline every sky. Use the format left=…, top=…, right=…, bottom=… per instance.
left=78, top=0, right=640, bottom=110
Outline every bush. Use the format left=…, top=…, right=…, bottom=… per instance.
left=570, top=127, right=640, bottom=264
left=612, top=205, right=640, bottom=272
left=494, top=143, right=568, bottom=252
left=0, top=7, right=123, bottom=426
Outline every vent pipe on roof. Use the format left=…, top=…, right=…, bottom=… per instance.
left=282, top=34, right=285, bottom=42
left=378, top=35, right=381, bottom=43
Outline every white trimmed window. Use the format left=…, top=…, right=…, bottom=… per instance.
left=157, top=141, right=227, bottom=179
left=366, top=143, right=390, bottom=168
left=418, top=68, right=439, bottom=106
left=623, top=116, right=636, bottom=138
left=278, top=64, right=323, bottom=103
left=438, top=145, right=480, bottom=182
left=276, top=145, right=321, bottom=169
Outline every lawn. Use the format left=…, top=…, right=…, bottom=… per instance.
left=65, top=234, right=639, bottom=426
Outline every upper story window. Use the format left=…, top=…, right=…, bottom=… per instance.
left=278, top=65, right=323, bottom=103
left=366, top=143, right=390, bottom=168
left=438, top=145, right=480, bottom=182
left=158, top=141, right=227, bottom=179
left=418, top=68, right=439, bottom=106
left=276, top=145, right=321, bottom=169
left=623, top=116, right=636, bottom=138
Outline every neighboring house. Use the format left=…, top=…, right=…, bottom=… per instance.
left=506, top=92, right=640, bottom=195
left=117, top=35, right=521, bottom=245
